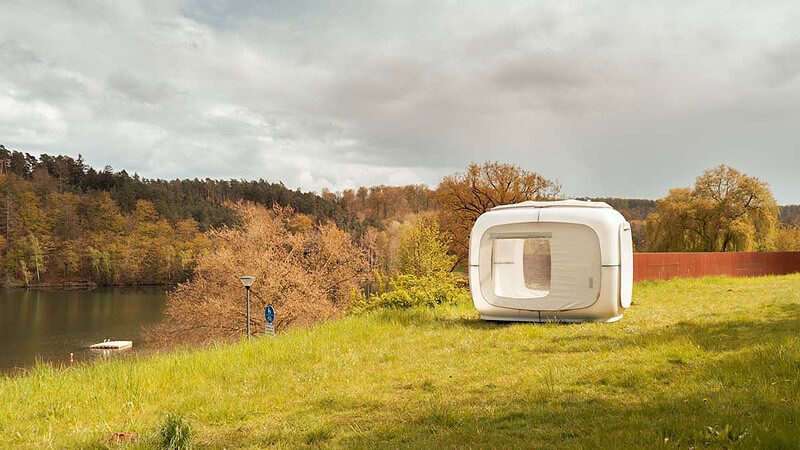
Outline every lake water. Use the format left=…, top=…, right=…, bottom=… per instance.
left=0, top=287, right=168, bottom=374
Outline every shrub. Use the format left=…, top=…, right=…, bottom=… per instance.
left=352, top=272, right=470, bottom=311
left=153, top=203, right=370, bottom=343
left=352, top=216, right=469, bottom=311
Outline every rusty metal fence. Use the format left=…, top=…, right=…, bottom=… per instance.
left=633, top=252, right=800, bottom=282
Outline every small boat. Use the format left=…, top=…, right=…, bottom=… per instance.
left=89, top=340, right=133, bottom=350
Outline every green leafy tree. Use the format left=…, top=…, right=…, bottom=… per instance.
left=88, top=247, right=112, bottom=282
left=26, top=234, right=46, bottom=283
left=396, top=217, right=455, bottom=277
left=647, top=165, right=778, bottom=252
left=354, top=215, right=469, bottom=312
left=60, top=241, right=81, bottom=276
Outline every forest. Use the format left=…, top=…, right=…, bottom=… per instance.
left=3, top=144, right=800, bottom=287
left=0, top=145, right=358, bottom=286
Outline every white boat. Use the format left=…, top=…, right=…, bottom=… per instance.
left=89, top=340, right=133, bottom=350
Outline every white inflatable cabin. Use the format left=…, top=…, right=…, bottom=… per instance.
left=469, top=200, right=633, bottom=322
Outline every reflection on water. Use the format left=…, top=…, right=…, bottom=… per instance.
left=0, top=287, right=167, bottom=373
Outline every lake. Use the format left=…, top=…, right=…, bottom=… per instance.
left=0, top=287, right=168, bottom=374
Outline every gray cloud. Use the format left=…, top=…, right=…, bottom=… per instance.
left=0, top=40, right=40, bottom=66
left=764, top=41, right=800, bottom=87
left=107, top=71, right=185, bottom=105
left=494, top=60, right=586, bottom=91
left=0, top=0, right=799, bottom=202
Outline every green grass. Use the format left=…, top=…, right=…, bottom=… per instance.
left=1, top=275, right=800, bottom=448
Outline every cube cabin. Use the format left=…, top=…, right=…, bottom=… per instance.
left=469, top=200, right=633, bottom=322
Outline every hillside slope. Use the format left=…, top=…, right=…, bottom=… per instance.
left=1, top=275, right=799, bottom=448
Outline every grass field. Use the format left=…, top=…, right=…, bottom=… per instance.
left=1, top=275, right=799, bottom=448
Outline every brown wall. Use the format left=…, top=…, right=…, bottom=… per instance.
left=633, top=252, right=800, bottom=282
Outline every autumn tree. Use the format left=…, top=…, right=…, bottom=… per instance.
left=356, top=186, right=368, bottom=206
left=779, top=205, right=800, bottom=227
left=403, top=184, right=434, bottom=213
left=288, top=214, right=313, bottom=234
left=0, top=176, right=51, bottom=282
left=359, top=219, right=412, bottom=276
left=646, top=165, right=778, bottom=252
left=360, top=226, right=390, bottom=273
left=367, top=186, right=389, bottom=220
left=435, top=161, right=561, bottom=265
left=340, top=189, right=357, bottom=213
left=154, top=203, right=369, bottom=343
left=774, top=224, right=800, bottom=251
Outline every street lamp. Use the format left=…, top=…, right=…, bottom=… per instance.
left=239, top=276, right=256, bottom=340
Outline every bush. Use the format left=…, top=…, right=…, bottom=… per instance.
left=153, top=203, right=370, bottom=343
left=352, top=215, right=469, bottom=312
left=352, top=272, right=470, bottom=311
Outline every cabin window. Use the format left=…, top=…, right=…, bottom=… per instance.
left=491, top=235, right=551, bottom=299
left=523, top=238, right=551, bottom=294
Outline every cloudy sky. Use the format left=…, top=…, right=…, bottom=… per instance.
left=1, top=1, right=799, bottom=202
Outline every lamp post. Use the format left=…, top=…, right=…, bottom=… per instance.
left=239, top=276, right=256, bottom=340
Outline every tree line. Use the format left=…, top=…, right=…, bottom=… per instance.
left=0, top=145, right=358, bottom=232
left=0, top=145, right=360, bottom=286
left=328, top=164, right=800, bottom=255
left=1, top=171, right=211, bottom=286
left=4, top=142, right=800, bottom=288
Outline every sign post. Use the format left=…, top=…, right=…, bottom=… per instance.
left=264, top=304, right=275, bottom=338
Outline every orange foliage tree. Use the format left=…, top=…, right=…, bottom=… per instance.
left=154, top=203, right=369, bottom=343
left=435, top=162, right=561, bottom=265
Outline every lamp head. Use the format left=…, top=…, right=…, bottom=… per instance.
left=239, top=276, right=256, bottom=288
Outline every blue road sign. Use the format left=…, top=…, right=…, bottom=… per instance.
left=265, top=305, right=275, bottom=324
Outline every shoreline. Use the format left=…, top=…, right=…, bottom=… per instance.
left=4, top=281, right=178, bottom=290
